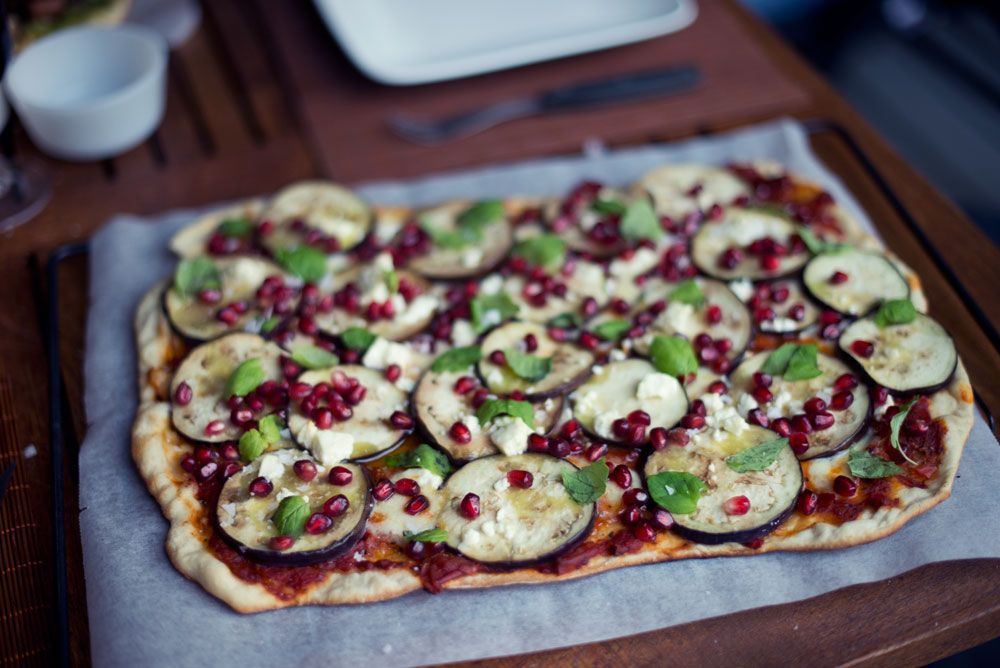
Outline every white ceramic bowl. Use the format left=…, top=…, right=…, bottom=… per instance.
left=5, top=25, right=168, bottom=161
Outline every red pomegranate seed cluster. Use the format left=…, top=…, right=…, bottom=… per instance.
left=691, top=333, right=733, bottom=373
left=747, top=281, right=805, bottom=327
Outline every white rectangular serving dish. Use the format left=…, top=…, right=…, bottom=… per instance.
left=312, top=0, right=698, bottom=86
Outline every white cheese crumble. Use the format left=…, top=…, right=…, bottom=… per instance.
left=460, top=414, right=482, bottom=438
left=487, top=416, right=533, bottom=456
left=593, top=411, right=617, bottom=439
left=608, top=247, right=659, bottom=278
left=728, top=278, right=754, bottom=302
left=609, top=348, right=627, bottom=362
left=450, top=319, right=478, bottom=346
left=737, top=392, right=759, bottom=417
left=397, top=294, right=439, bottom=326
left=461, top=247, right=484, bottom=267
left=636, top=372, right=679, bottom=401
left=399, top=467, right=443, bottom=491
left=480, top=273, right=503, bottom=295
left=658, top=301, right=697, bottom=334
left=762, top=316, right=800, bottom=333
left=295, top=421, right=354, bottom=465
left=362, top=337, right=414, bottom=370
left=257, top=453, right=284, bottom=481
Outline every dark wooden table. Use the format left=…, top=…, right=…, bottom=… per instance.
left=2, top=1, right=999, bottom=666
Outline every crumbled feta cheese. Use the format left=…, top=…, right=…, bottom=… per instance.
left=487, top=416, right=533, bottom=456
left=658, top=300, right=697, bottom=334
left=257, top=453, right=284, bottom=481
left=221, top=502, right=236, bottom=517
left=480, top=274, right=503, bottom=295
left=609, top=348, right=627, bottom=362
left=362, top=337, right=413, bottom=370
left=450, top=319, right=477, bottom=346
left=398, top=294, right=439, bottom=326
left=699, top=392, right=725, bottom=414
left=461, top=414, right=482, bottom=438
left=728, top=278, right=754, bottom=302
left=608, top=247, right=659, bottom=278
left=461, top=247, right=484, bottom=267
left=593, top=411, right=617, bottom=439
left=762, top=317, right=799, bottom=333
left=493, top=476, right=511, bottom=492
left=295, top=421, right=354, bottom=465
left=399, top=467, right=443, bottom=491
left=486, top=368, right=505, bottom=387
left=637, top=372, right=679, bottom=401
left=737, top=392, right=759, bottom=417
left=396, top=377, right=415, bottom=392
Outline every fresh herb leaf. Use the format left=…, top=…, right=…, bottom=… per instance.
left=341, top=327, right=376, bottom=351
left=649, top=336, right=698, bottom=377
left=260, top=315, right=282, bottom=334
left=647, top=471, right=707, bottom=515
left=405, top=528, right=449, bottom=543
left=238, top=429, right=267, bottom=462
left=291, top=345, right=340, bottom=369
left=747, top=203, right=792, bottom=219
left=432, top=346, right=482, bottom=373
left=619, top=199, right=662, bottom=241
left=173, top=257, right=220, bottom=297
left=889, top=398, right=920, bottom=465
left=561, top=457, right=609, bottom=504
left=258, top=415, right=282, bottom=443
left=669, top=279, right=705, bottom=307
left=271, top=496, right=310, bottom=538
left=385, top=443, right=452, bottom=477
left=592, top=319, right=630, bottom=341
left=760, top=343, right=797, bottom=376
left=224, top=358, right=265, bottom=398
left=874, top=299, right=917, bottom=328
left=457, top=200, right=504, bottom=229
left=798, top=226, right=849, bottom=256
left=420, top=200, right=504, bottom=250
left=218, top=217, right=252, bottom=238
left=420, top=221, right=474, bottom=250
left=848, top=448, right=904, bottom=479
left=384, top=269, right=399, bottom=294
left=274, top=246, right=326, bottom=283
left=503, top=348, right=552, bottom=381
left=591, top=199, right=626, bottom=216
left=476, top=398, right=534, bottom=429
left=470, top=293, right=519, bottom=332
left=784, top=344, right=822, bottom=381
left=726, top=438, right=788, bottom=473
left=547, top=312, right=582, bottom=329
left=511, top=234, right=566, bottom=269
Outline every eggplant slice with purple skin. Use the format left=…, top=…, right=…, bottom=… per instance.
left=839, top=312, right=957, bottom=395
left=407, top=201, right=515, bottom=280
left=477, top=321, right=595, bottom=400
left=216, top=451, right=371, bottom=566
left=542, top=184, right=636, bottom=258
left=437, top=453, right=596, bottom=567
left=170, top=333, right=285, bottom=444
left=258, top=181, right=373, bottom=255
left=754, top=279, right=822, bottom=335
left=729, top=351, right=870, bottom=460
left=803, top=249, right=910, bottom=316
left=413, top=368, right=564, bottom=461
left=643, top=424, right=803, bottom=546
left=690, top=208, right=810, bottom=281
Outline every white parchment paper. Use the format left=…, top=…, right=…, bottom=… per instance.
left=80, top=119, right=1000, bottom=667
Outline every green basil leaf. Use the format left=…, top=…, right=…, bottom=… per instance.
left=546, top=312, right=582, bottom=329
left=511, top=234, right=566, bottom=269
left=476, top=398, right=534, bottom=429
left=503, top=348, right=552, bottom=382
left=561, top=457, right=608, bottom=504
left=173, top=257, right=221, bottom=297
left=591, top=199, right=626, bottom=216
left=260, top=315, right=282, bottom=334
left=760, top=343, right=798, bottom=376
left=783, top=344, right=822, bottom=381
left=726, top=438, right=788, bottom=473
left=384, top=269, right=399, bottom=294
left=258, top=414, right=282, bottom=443
left=273, top=246, right=326, bottom=283
left=649, top=335, right=697, bottom=377
left=669, top=279, right=705, bottom=307
left=291, top=345, right=339, bottom=370
left=341, top=328, right=376, bottom=351
left=457, top=200, right=504, bottom=229
left=385, top=443, right=452, bottom=477
left=431, top=346, right=482, bottom=372
left=747, top=203, right=792, bottom=220
left=218, top=217, right=252, bottom=238
left=420, top=221, right=473, bottom=249
left=798, top=226, right=849, bottom=256
left=470, top=293, right=519, bottom=332
left=647, top=471, right=707, bottom=515
left=848, top=448, right=904, bottom=479
left=271, top=496, right=310, bottom=538
left=405, top=528, right=449, bottom=543
left=619, top=199, right=662, bottom=241
left=874, top=298, right=917, bottom=328
left=592, top=319, right=630, bottom=341
left=224, top=358, right=265, bottom=398
left=238, top=429, right=267, bottom=462
left=889, top=397, right=920, bottom=465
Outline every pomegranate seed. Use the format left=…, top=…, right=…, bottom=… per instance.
left=322, top=494, right=350, bottom=517
left=248, top=476, right=273, bottom=497
left=788, top=303, right=806, bottom=321
left=789, top=432, right=809, bottom=455
left=507, top=470, right=534, bottom=489
left=752, top=372, right=772, bottom=388
left=526, top=433, right=548, bottom=452
left=610, top=465, right=632, bottom=489
left=693, top=333, right=713, bottom=350
left=579, top=332, right=599, bottom=350
left=830, top=391, right=854, bottom=411
left=667, top=427, right=690, bottom=445
left=698, top=346, right=719, bottom=364
left=289, top=382, right=312, bottom=400
left=270, top=535, right=295, bottom=551
left=754, top=307, right=776, bottom=323
left=833, top=374, right=859, bottom=392
left=510, top=390, right=525, bottom=401
left=691, top=400, right=707, bottom=417
left=650, top=508, right=674, bottom=530
left=586, top=443, right=608, bottom=461
left=752, top=387, right=773, bottom=404
left=489, top=350, right=507, bottom=366
left=524, top=333, right=538, bottom=352
left=872, top=385, right=889, bottom=406
left=680, top=414, right=705, bottom=430
left=385, top=364, right=401, bottom=382
left=819, top=310, right=842, bottom=327
left=549, top=437, right=571, bottom=458
left=718, top=248, right=743, bottom=269
left=610, top=298, right=629, bottom=314
left=705, top=304, right=722, bottom=324
left=905, top=419, right=929, bottom=435
left=394, top=478, right=420, bottom=497
left=345, top=384, right=367, bottom=405
left=330, top=400, right=353, bottom=422
left=850, top=340, right=875, bottom=358
left=548, top=327, right=568, bottom=341
left=743, top=537, right=765, bottom=549
left=305, top=513, right=333, bottom=535
left=771, top=286, right=790, bottom=303
left=449, top=422, right=472, bottom=443
left=724, top=495, right=751, bottom=515
left=220, top=443, right=239, bottom=461
left=649, top=427, right=668, bottom=450
left=204, top=420, right=225, bottom=436
left=404, top=495, right=429, bottom=515
left=627, top=423, right=646, bottom=446
left=791, top=414, right=813, bottom=434
left=714, top=337, right=733, bottom=354
left=198, top=287, right=221, bottom=304
left=283, top=360, right=302, bottom=378
left=627, top=410, right=651, bottom=425
left=604, top=418, right=626, bottom=439
left=471, top=388, right=490, bottom=408
left=708, top=380, right=728, bottom=394
left=194, top=445, right=214, bottom=464
left=621, top=505, right=642, bottom=525
left=328, top=466, right=353, bottom=485
left=246, top=395, right=265, bottom=413
left=633, top=521, right=657, bottom=542
left=829, top=271, right=849, bottom=284
left=810, top=412, right=835, bottom=431
left=195, top=461, right=218, bottom=481
left=174, top=381, right=192, bottom=406
left=452, top=376, right=477, bottom=395
left=582, top=297, right=598, bottom=317
left=623, top=488, right=650, bottom=507
left=180, top=454, right=196, bottom=473
left=231, top=407, right=253, bottom=425
left=771, top=418, right=791, bottom=437
left=460, top=493, right=481, bottom=520
left=561, top=420, right=581, bottom=439
left=216, top=308, right=238, bottom=325
left=293, top=460, right=317, bottom=482
left=833, top=475, right=858, bottom=497
left=312, top=407, right=334, bottom=430
left=797, top=490, right=818, bottom=515
left=760, top=254, right=780, bottom=272
left=372, top=479, right=394, bottom=501
left=804, top=397, right=827, bottom=414
left=747, top=409, right=769, bottom=427
left=710, top=354, right=732, bottom=374
left=389, top=411, right=414, bottom=430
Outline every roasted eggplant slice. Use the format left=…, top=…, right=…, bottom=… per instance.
left=216, top=451, right=371, bottom=566
left=477, top=321, right=595, bottom=399
left=632, top=164, right=750, bottom=220
left=729, top=351, right=870, bottom=459
left=438, top=453, right=596, bottom=567
left=367, top=467, right=445, bottom=540
left=542, top=183, right=632, bottom=258
left=643, top=424, right=802, bottom=545
left=169, top=199, right=265, bottom=258
left=803, top=249, right=910, bottom=315
left=839, top=313, right=957, bottom=394
left=163, top=256, right=295, bottom=342
left=690, top=208, right=810, bottom=280
left=571, top=359, right=688, bottom=445
left=259, top=181, right=372, bottom=254
left=754, top=280, right=821, bottom=335
left=413, top=369, right=564, bottom=461
left=287, top=366, right=411, bottom=461
left=407, top=201, right=514, bottom=280
left=170, top=333, right=285, bottom=443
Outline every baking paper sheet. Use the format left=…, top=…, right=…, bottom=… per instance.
left=80, top=119, right=1000, bottom=667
